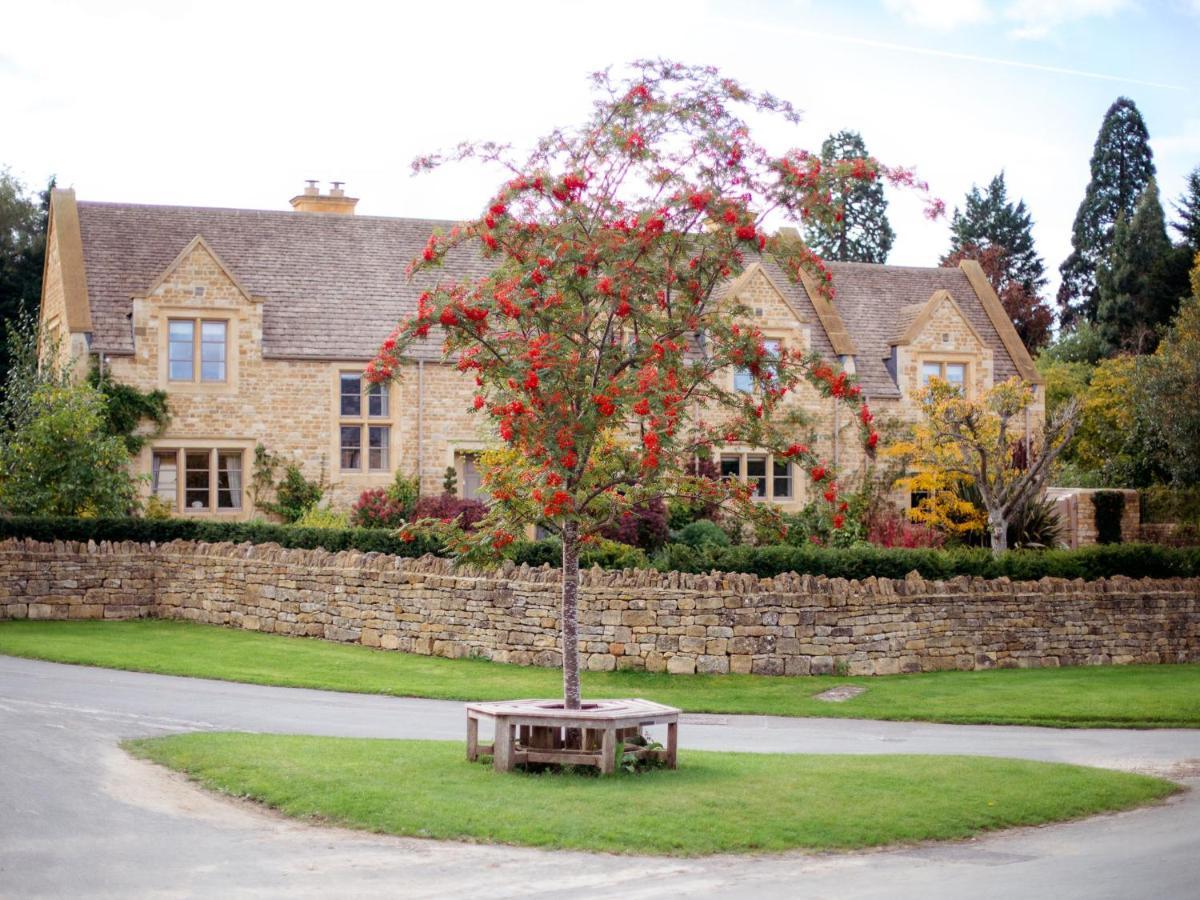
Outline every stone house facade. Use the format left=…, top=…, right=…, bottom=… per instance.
left=39, top=184, right=1043, bottom=519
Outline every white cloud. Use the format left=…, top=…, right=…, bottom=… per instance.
left=1003, top=0, right=1133, bottom=39
left=881, top=0, right=993, bottom=30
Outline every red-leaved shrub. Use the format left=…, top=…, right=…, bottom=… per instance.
left=351, top=489, right=409, bottom=529
left=867, top=510, right=946, bottom=548
left=412, top=494, right=488, bottom=530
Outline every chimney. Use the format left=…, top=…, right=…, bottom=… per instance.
left=290, top=180, right=358, bottom=215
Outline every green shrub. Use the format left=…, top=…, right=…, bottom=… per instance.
left=1, top=517, right=1196, bottom=581
left=1093, top=491, right=1126, bottom=544
left=292, top=505, right=350, bottom=530
left=1140, top=486, right=1200, bottom=525
left=675, top=519, right=731, bottom=549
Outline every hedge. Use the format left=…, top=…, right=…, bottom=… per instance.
left=1092, top=491, right=1125, bottom=545
left=2, top=516, right=1197, bottom=581
left=1140, top=486, right=1200, bottom=525
left=0, top=516, right=443, bottom=559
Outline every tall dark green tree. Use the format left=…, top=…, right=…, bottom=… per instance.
left=0, top=170, right=53, bottom=384
left=1096, top=179, right=1189, bottom=353
left=1058, top=97, right=1156, bottom=326
left=803, top=130, right=894, bottom=263
left=1172, top=165, right=1200, bottom=253
left=941, top=173, right=1053, bottom=349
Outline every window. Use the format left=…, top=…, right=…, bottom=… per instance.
left=734, top=339, right=780, bottom=393
left=461, top=453, right=488, bottom=501
left=152, top=452, right=177, bottom=502
left=368, top=382, right=389, bottom=418
left=719, top=452, right=794, bottom=503
left=746, top=455, right=767, bottom=497
left=339, top=372, right=390, bottom=472
left=720, top=455, right=741, bottom=480
left=200, top=322, right=227, bottom=381
left=368, top=426, right=389, bottom=471
left=168, top=319, right=227, bottom=382
left=921, top=360, right=967, bottom=393
left=217, top=452, right=242, bottom=509
left=773, top=460, right=792, bottom=499
left=168, top=321, right=194, bottom=381
left=340, top=374, right=362, bottom=417
left=340, top=426, right=362, bottom=470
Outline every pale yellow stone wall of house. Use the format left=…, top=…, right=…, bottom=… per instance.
left=99, top=240, right=489, bottom=518
left=91, top=250, right=1037, bottom=521
left=37, top=218, right=88, bottom=376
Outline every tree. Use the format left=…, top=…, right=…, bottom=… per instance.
left=1171, top=166, right=1200, bottom=253
left=1058, top=98, right=1156, bottom=326
left=0, top=382, right=137, bottom=516
left=1135, top=254, right=1200, bottom=484
left=943, top=243, right=1053, bottom=350
left=1096, top=179, right=1178, bottom=353
left=904, top=378, right=1078, bottom=555
left=0, top=170, right=52, bottom=384
left=941, top=174, right=1052, bottom=349
left=369, top=62, right=936, bottom=709
left=803, top=130, right=894, bottom=263
left=946, top=173, right=1046, bottom=294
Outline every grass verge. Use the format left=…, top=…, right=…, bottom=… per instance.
left=125, top=733, right=1178, bottom=856
left=4, top=620, right=1199, bottom=728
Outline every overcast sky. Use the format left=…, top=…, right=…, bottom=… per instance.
left=4, top=0, right=1198, bottom=299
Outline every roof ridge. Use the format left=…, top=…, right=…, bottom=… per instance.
left=827, top=260, right=961, bottom=273
left=75, top=199, right=464, bottom=227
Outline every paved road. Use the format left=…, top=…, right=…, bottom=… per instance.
left=2, top=654, right=1199, bottom=898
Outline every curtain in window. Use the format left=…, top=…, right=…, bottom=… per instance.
left=218, top=453, right=243, bottom=509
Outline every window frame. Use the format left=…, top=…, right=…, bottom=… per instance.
left=717, top=451, right=796, bottom=504
left=919, top=359, right=970, bottom=395
left=166, top=317, right=229, bottom=383
left=151, top=447, right=245, bottom=514
left=733, top=338, right=782, bottom=393
left=338, top=370, right=392, bottom=473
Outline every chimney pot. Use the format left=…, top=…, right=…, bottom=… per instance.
left=290, top=180, right=358, bottom=215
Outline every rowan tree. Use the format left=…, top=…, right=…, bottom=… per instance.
left=1058, top=97, right=1156, bottom=326
left=368, top=61, right=939, bottom=708
left=803, top=130, right=894, bottom=263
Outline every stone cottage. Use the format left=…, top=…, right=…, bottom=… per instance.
left=38, top=182, right=1042, bottom=519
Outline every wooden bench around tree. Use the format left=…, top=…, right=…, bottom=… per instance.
left=465, top=698, right=680, bottom=774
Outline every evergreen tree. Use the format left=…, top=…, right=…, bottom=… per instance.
left=941, top=173, right=1052, bottom=349
left=0, top=170, right=53, bottom=385
left=947, top=172, right=1046, bottom=295
left=1096, top=179, right=1184, bottom=353
left=1058, top=97, right=1156, bottom=326
left=803, top=130, right=894, bottom=263
left=1172, top=165, right=1200, bottom=253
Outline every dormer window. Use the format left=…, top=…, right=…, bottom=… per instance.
left=921, top=361, right=966, bottom=393
left=168, top=319, right=227, bottom=382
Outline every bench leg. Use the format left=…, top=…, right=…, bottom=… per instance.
left=600, top=724, right=616, bottom=775
left=666, top=720, right=678, bottom=769
left=493, top=718, right=515, bottom=773
left=466, top=714, right=479, bottom=762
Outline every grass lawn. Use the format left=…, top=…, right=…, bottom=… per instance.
left=125, top=733, right=1178, bottom=855
left=3, top=619, right=1199, bottom=728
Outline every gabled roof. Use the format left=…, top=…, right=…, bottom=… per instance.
left=890, top=289, right=988, bottom=347
left=70, top=196, right=1035, bottom=391
left=143, top=235, right=263, bottom=305
left=75, top=199, right=489, bottom=360
left=799, top=262, right=1023, bottom=398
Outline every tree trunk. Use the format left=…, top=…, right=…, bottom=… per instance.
left=989, top=513, right=1008, bottom=557
left=561, top=520, right=582, bottom=709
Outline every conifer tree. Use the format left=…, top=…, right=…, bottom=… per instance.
left=1172, top=165, right=1200, bottom=254
left=803, top=130, right=894, bottom=263
left=1096, top=179, right=1179, bottom=353
left=1058, top=97, right=1156, bottom=326
left=941, top=173, right=1052, bottom=349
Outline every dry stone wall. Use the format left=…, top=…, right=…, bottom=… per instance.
left=2, top=538, right=1198, bottom=675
